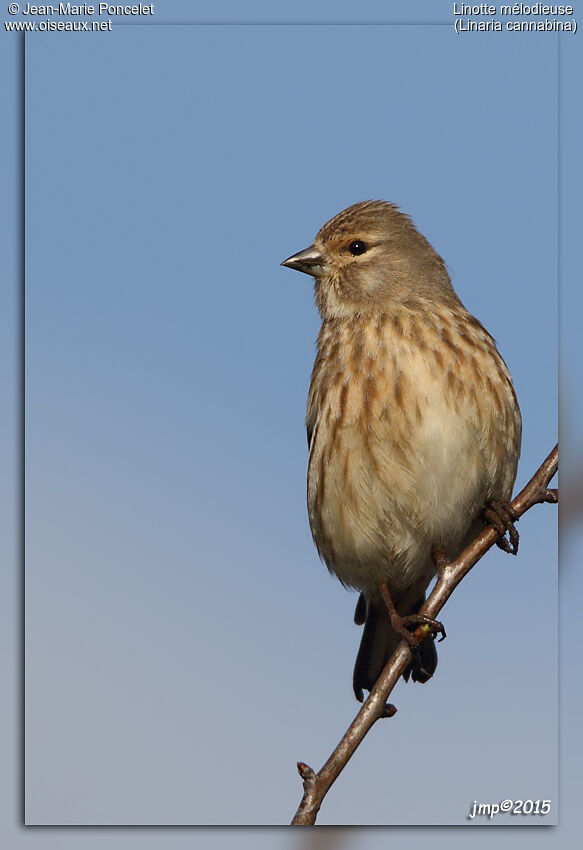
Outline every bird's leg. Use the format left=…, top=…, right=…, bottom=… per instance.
left=483, top=500, right=519, bottom=555
left=378, top=581, right=446, bottom=647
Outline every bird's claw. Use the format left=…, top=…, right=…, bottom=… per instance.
left=483, top=499, right=519, bottom=555
left=401, top=613, right=447, bottom=644
left=379, top=581, right=446, bottom=648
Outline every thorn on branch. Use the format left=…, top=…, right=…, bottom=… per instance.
left=297, top=762, right=316, bottom=786
left=431, top=546, right=450, bottom=573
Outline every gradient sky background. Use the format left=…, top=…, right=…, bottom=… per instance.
left=3, top=0, right=580, bottom=844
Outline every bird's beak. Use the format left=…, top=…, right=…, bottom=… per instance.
left=281, top=244, right=325, bottom=277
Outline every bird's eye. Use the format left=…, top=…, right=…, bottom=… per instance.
left=348, top=240, right=368, bottom=256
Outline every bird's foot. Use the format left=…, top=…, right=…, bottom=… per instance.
left=378, top=582, right=446, bottom=648
left=400, top=613, right=447, bottom=644
left=483, top=499, right=519, bottom=555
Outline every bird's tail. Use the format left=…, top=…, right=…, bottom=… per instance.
left=352, top=593, right=437, bottom=702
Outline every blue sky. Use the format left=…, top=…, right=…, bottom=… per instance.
left=2, top=0, right=578, bottom=843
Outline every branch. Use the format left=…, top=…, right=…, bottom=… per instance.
left=291, top=444, right=558, bottom=826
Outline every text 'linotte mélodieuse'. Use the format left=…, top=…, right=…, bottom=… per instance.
left=453, top=3, right=577, bottom=32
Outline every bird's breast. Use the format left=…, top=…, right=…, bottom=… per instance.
left=305, top=306, right=521, bottom=592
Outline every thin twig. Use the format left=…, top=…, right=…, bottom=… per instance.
left=291, top=444, right=558, bottom=826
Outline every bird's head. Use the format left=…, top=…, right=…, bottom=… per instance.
left=282, top=200, right=460, bottom=319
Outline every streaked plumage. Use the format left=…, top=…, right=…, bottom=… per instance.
left=282, top=201, right=521, bottom=699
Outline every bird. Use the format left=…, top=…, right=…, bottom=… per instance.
left=281, top=200, right=522, bottom=702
